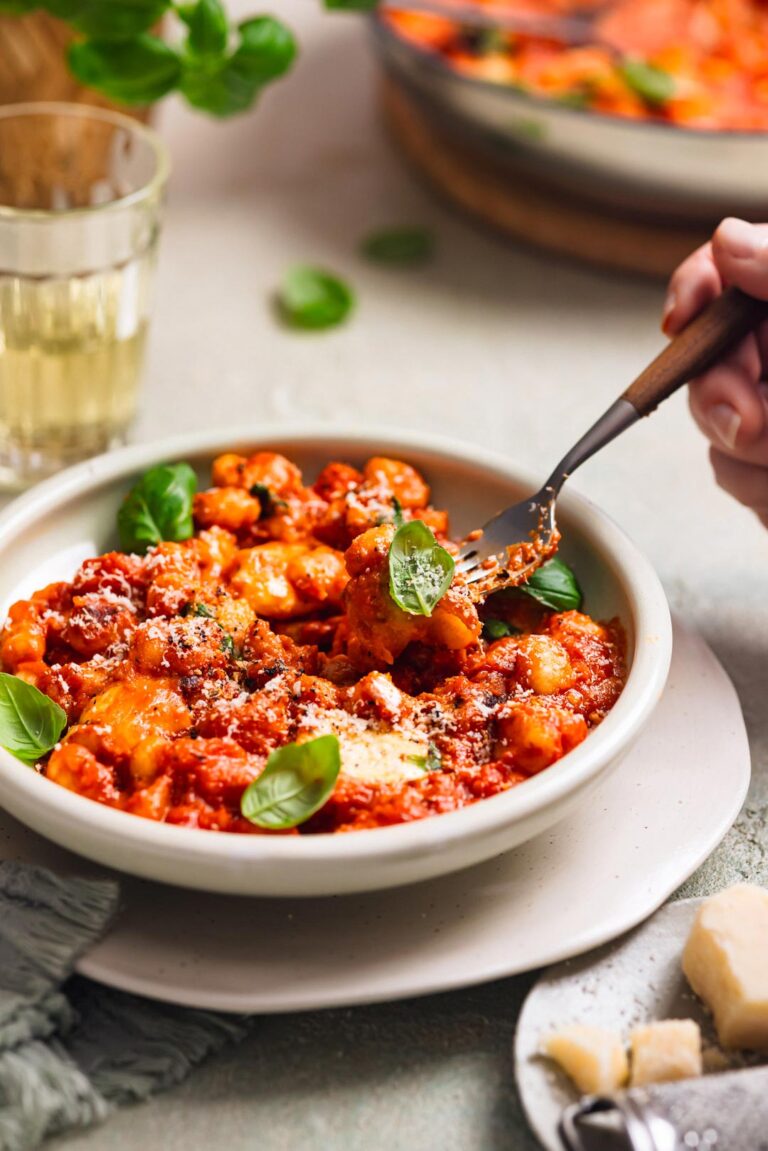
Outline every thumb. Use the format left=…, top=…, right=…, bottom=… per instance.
left=712, top=217, right=768, bottom=300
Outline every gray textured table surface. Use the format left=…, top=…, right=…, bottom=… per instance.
left=36, top=3, right=768, bottom=1148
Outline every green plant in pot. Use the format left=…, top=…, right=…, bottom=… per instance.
left=0, top=0, right=377, bottom=116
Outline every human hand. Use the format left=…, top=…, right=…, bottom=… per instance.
left=663, top=217, right=768, bottom=528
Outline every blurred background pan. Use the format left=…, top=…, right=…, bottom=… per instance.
left=372, top=2, right=768, bottom=275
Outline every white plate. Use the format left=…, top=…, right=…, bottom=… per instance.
left=515, top=893, right=763, bottom=1151
left=0, top=427, right=671, bottom=897
left=0, top=617, right=748, bottom=1012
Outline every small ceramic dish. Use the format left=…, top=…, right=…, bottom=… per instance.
left=0, top=427, right=671, bottom=897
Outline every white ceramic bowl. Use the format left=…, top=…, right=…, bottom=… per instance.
left=0, top=427, right=672, bottom=896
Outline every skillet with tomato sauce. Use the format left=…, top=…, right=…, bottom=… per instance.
left=385, top=0, right=768, bottom=132
left=0, top=451, right=625, bottom=834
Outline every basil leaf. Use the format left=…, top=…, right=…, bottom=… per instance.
left=389, top=520, right=454, bottom=617
left=555, top=89, right=592, bottom=109
left=180, top=0, right=228, bottom=56
left=361, top=227, right=435, bottom=266
left=482, top=618, right=520, bottom=641
left=233, top=16, right=297, bottom=84
left=117, top=462, right=197, bottom=554
left=37, top=0, right=85, bottom=16
left=249, top=483, right=287, bottom=515
left=278, top=266, right=355, bottom=330
left=69, top=0, right=169, bottom=40
left=0, top=674, right=67, bottom=766
left=520, top=558, right=583, bottom=612
left=391, top=497, right=404, bottom=529
left=240, top=734, right=341, bottom=829
left=619, top=58, right=675, bottom=107
left=407, top=741, right=442, bottom=772
left=179, top=58, right=256, bottom=116
left=69, top=35, right=182, bottom=104
left=324, top=0, right=378, bottom=9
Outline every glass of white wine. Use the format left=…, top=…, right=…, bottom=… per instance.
left=0, top=102, right=170, bottom=490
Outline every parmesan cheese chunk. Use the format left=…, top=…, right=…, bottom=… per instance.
left=682, top=883, right=768, bottom=1052
left=298, top=709, right=429, bottom=786
left=541, top=1025, right=629, bottom=1094
left=629, top=1020, right=702, bottom=1086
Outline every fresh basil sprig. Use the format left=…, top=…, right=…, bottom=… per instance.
left=389, top=520, right=455, bottom=617
left=70, top=35, right=183, bottom=104
left=0, top=674, right=67, bottom=766
left=361, top=227, right=435, bottom=267
left=0, top=1, right=297, bottom=117
left=240, top=734, right=341, bottom=829
left=277, top=266, right=355, bottom=330
left=117, top=462, right=197, bottom=554
left=619, top=58, right=675, bottom=107
left=180, top=15, right=297, bottom=116
left=520, top=558, right=583, bottom=612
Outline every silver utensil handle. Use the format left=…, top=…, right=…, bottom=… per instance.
left=559, top=1066, right=768, bottom=1151
left=559, top=1096, right=676, bottom=1151
left=544, top=399, right=639, bottom=496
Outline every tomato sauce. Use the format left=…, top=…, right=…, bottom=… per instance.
left=0, top=451, right=625, bottom=834
left=386, top=0, right=768, bottom=131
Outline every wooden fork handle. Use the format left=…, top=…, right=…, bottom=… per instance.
left=622, top=287, right=768, bottom=417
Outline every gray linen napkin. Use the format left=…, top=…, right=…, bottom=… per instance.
left=0, top=861, right=250, bottom=1150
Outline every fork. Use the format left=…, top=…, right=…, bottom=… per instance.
left=457, top=287, right=768, bottom=599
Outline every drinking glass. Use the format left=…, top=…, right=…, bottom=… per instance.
left=0, top=102, right=170, bottom=490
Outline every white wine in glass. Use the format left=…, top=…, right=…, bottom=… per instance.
left=0, top=102, right=169, bottom=490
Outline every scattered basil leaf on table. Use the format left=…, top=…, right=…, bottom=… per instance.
left=361, top=227, right=435, bottom=267
left=240, top=735, right=341, bottom=829
left=619, top=58, right=675, bottom=107
left=519, top=558, right=583, bottom=612
left=482, top=618, right=520, bottom=641
left=389, top=520, right=455, bottom=617
left=118, top=462, right=198, bottom=554
left=0, top=674, right=67, bottom=766
left=278, top=266, right=354, bottom=330
left=69, top=35, right=183, bottom=105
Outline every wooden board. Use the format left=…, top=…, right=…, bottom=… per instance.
left=382, top=77, right=714, bottom=280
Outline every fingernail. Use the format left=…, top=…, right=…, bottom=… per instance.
left=661, top=290, right=676, bottom=332
left=717, top=217, right=768, bottom=259
left=708, top=403, right=741, bottom=449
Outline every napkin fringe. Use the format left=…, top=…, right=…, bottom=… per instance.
left=0, top=863, right=119, bottom=982
left=65, top=980, right=251, bottom=1105
left=0, top=1039, right=110, bottom=1151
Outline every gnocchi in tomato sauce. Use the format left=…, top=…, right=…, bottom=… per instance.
left=0, top=451, right=626, bottom=834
